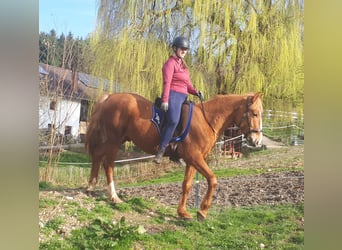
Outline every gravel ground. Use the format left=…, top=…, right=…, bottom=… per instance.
left=119, top=170, right=304, bottom=208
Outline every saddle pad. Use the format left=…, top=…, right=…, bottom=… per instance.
left=151, top=102, right=194, bottom=142
left=151, top=106, right=164, bottom=135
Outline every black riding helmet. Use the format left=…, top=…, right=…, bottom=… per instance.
left=172, top=36, right=190, bottom=49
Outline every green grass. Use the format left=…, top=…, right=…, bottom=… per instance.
left=142, top=203, right=304, bottom=250
left=39, top=150, right=91, bottom=168
left=40, top=150, right=90, bottom=163
left=39, top=198, right=59, bottom=208
left=40, top=217, right=138, bottom=249
left=44, top=217, right=64, bottom=231
left=39, top=195, right=304, bottom=249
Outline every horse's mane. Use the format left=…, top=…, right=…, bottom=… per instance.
left=204, top=93, right=250, bottom=107
left=211, top=93, right=255, bottom=99
left=206, top=93, right=257, bottom=106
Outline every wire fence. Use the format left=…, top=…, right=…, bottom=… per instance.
left=262, top=109, right=304, bottom=145
left=39, top=110, right=304, bottom=187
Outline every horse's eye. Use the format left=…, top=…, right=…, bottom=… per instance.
left=252, top=113, right=258, bottom=117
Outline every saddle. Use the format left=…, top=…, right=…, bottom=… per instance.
left=151, top=97, right=194, bottom=161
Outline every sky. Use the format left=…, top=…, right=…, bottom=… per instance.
left=39, top=0, right=97, bottom=39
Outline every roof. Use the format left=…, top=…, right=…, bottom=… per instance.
left=39, top=63, right=120, bottom=100
left=78, top=72, right=120, bottom=92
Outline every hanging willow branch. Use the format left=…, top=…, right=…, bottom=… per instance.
left=91, top=0, right=303, bottom=104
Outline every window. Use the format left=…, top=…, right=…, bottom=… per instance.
left=80, top=100, right=89, bottom=121
left=50, top=100, right=56, bottom=110
left=64, top=126, right=72, bottom=136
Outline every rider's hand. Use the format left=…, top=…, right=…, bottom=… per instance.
left=197, top=90, right=204, bottom=101
left=161, top=102, right=168, bottom=112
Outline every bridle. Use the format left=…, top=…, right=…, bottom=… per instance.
left=198, top=95, right=262, bottom=139
left=238, top=96, right=263, bottom=134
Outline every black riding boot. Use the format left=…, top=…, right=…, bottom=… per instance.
left=153, top=148, right=165, bottom=164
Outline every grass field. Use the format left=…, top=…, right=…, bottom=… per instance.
left=39, top=194, right=304, bottom=249
left=39, top=146, right=304, bottom=249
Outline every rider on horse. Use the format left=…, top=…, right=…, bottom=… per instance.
left=153, top=36, right=203, bottom=164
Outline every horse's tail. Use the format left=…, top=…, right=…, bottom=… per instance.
left=84, top=94, right=110, bottom=155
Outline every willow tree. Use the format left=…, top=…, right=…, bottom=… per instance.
left=91, top=0, right=303, bottom=104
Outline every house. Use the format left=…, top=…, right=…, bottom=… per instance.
left=39, top=63, right=120, bottom=145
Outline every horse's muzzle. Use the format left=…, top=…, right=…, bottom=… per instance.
left=246, top=132, right=263, bottom=147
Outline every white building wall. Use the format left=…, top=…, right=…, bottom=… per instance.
left=39, top=96, right=81, bottom=138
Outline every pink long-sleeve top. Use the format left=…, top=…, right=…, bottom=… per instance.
left=161, top=55, right=197, bottom=103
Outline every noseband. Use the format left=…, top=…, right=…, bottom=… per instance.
left=239, top=96, right=262, bottom=134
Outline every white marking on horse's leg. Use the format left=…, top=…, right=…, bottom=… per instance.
left=108, top=181, right=123, bottom=203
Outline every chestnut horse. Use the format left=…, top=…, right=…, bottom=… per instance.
left=85, top=92, right=263, bottom=221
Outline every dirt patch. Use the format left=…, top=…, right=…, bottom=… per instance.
left=119, top=170, right=304, bottom=208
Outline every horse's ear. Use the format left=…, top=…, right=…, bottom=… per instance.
left=253, top=92, right=263, bottom=102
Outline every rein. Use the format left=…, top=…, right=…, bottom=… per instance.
left=200, top=100, right=217, bottom=138
left=199, top=95, right=261, bottom=140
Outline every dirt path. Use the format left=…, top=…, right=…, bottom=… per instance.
left=119, top=170, right=304, bottom=208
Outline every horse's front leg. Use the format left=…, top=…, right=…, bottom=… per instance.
left=177, top=165, right=196, bottom=220
left=194, top=159, right=217, bottom=221
left=103, top=157, right=123, bottom=204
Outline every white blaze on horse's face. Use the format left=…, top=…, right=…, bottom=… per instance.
left=259, top=111, right=263, bottom=145
left=249, top=111, right=262, bottom=147
left=248, top=111, right=263, bottom=147
left=246, top=99, right=263, bottom=147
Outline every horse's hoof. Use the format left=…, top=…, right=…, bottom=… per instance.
left=184, top=217, right=194, bottom=221
left=178, top=216, right=193, bottom=221
left=85, top=189, right=93, bottom=196
left=111, top=197, right=124, bottom=204
left=197, top=211, right=206, bottom=222
left=177, top=210, right=193, bottom=220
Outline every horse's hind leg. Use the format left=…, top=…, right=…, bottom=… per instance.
left=87, top=153, right=102, bottom=193
left=103, top=146, right=123, bottom=204
left=177, top=165, right=196, bottom=220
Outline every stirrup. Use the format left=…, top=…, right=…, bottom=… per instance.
left=153, top=155, right=162, bottom=164
left=153, top=148, right=165, bottom=164
left=177, top=158, right=186, bottom=167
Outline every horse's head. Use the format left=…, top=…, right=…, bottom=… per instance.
left=238, top=93, right=263, bottom=147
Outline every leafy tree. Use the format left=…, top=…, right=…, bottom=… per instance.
left=39, top=29, right=61, bottom=67
left=39, top=30, right=94, bottom=74
left=92, top=0, right=303, bottom=105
